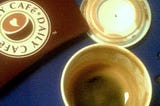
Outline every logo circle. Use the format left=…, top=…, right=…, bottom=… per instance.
left=2, top=12, right=33, bottom=41
left=0, top=0, right=51, bottom=58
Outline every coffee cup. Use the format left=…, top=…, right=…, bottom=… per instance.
left=61, top=44, right=152, bottom=106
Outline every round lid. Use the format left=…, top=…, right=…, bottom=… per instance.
left=81, top=0, right=151, bottom=47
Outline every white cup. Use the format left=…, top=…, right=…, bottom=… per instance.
left=61, top=44, right=152, bottom=106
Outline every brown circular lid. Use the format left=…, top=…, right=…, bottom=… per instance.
left=81, top=0, right=151, bottom=47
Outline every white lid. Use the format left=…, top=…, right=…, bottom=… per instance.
left=81, top=0, right=151, bottom=47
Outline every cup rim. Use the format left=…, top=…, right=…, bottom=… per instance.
left=60, top=44, right=152, bottom=106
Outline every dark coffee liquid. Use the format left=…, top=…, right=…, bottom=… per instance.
left=69, top=63, right=127, bottom=106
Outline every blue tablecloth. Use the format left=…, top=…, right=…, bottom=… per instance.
left=0, top=0, right=160, bottom=105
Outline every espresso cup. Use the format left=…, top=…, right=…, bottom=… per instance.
left=61, top=44, right=152, bottom=106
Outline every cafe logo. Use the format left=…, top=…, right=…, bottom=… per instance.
left=0, top=0, right=51, bottom=58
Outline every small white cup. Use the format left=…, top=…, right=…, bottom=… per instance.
left=61, top=44, right=152, bottom=106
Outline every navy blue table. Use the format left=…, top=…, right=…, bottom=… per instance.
left=0, top=0, right=160, bottom=105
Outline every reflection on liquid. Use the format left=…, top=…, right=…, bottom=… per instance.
left=124, top=92, right=129, bottom=104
